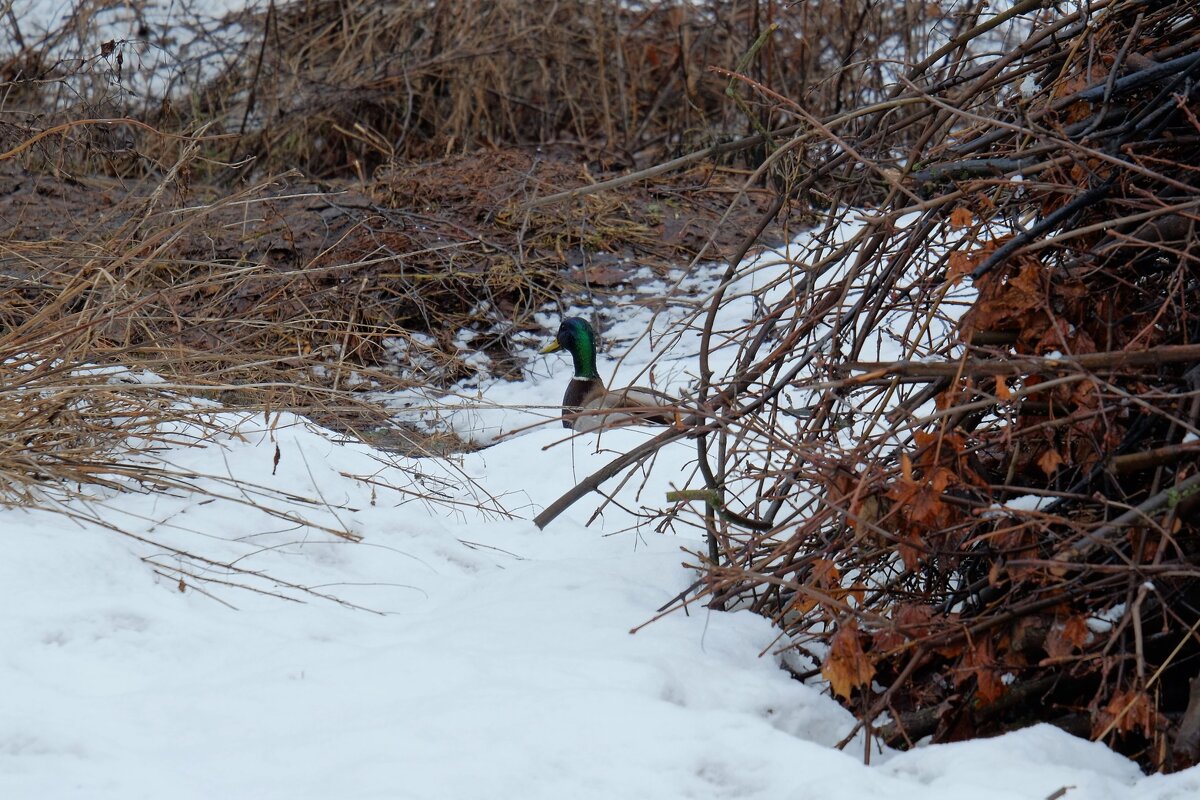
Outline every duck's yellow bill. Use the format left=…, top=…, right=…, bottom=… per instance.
left=539, top=340, right=562, bottom=354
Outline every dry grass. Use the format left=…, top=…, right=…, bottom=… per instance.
left=2, top=0, right=1001, bottom=180
left=0, top=153, right=522, bottom=601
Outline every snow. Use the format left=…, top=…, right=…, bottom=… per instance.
left=4, top=411, right=857, bottom=799
left=4, top=249, right=1200, bottom=799
left=4, top=419, right=1196, bottom=799
left=997, top=493, right=1054, bottom=512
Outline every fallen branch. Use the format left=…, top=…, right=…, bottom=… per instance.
left=533, top=425, right=693, bottom=529
left=521, top=130, right=779, bottom=209
left=878, top=674, right=1060, bottom=747
left=844, top=344, right=1200, bottom=380
left=1054, top=471, right=1200, bottom=564
left=1110, top=441, right=1200, bottom=474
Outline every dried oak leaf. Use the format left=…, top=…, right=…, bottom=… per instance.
left=946, top=250, right=979, bottom=286
left=949, top=207, right=974, bottom=228
left=1044, top=614, right=1090, bottom=661
left=1097, top=689, right=1159, bottom=738
left=961, top=635, right=1007, bottom=705
left=1037, top=448, right=1065, bottom=476
left=823, top=621, right=876, bottom=700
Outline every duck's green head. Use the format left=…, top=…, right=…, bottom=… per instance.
left=540, top=317, right=599, bottom=379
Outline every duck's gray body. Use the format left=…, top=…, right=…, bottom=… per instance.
left=540, top=318, right=676, bottom=431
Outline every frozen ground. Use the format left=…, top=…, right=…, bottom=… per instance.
left=4, top=228, right=1200, bottom=799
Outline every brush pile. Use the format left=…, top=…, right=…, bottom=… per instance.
left=640, top=0, right=1200, bottom=771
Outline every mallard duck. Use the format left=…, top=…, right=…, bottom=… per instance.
left=539, top=317, right=677, bottom=431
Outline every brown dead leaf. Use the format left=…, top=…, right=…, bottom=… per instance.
left=962, top=636, right=1007, bottom=705
left=1037, top=448, right=1064, bottom=476
left=811, top=558, right=840, bottom=587
left=950, top=207, right=974, bottom=228
left=1099, top=689, right=1157, bottom=737
left=946, top=250, right=977, bottom=286
left=1044, top=614, right=1090, bottom=661
left=822, top=622, right=876, bottom=700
